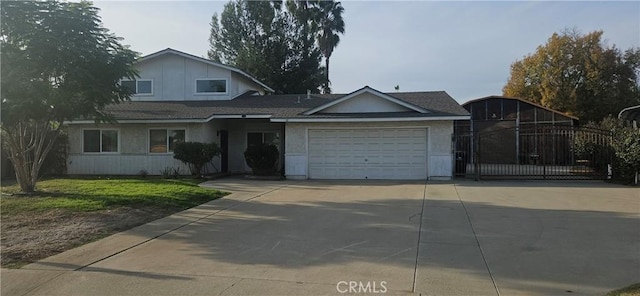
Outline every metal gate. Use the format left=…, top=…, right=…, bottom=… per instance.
left=453, top=126, right=613, bottom=180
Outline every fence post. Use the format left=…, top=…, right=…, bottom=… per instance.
left=542, top=127, right=546, bottom=179
left=475, top=132, right=480, bottom=181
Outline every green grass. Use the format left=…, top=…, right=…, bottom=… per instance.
left=607, top=283, right=640, bottom=296
left=1, top=178, right=228, bottom=215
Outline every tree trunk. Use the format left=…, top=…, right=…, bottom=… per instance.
left=324, top=57, right=331, bottom=94
left=2, top=120, right=60, bottom=193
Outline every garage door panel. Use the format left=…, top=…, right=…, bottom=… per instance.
left=308, top=128, right=427, bottom=180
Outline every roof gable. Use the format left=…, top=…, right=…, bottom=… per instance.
left=138, top=48, right=274, bottom=93
left=304, top=86, right=428, bottom=115
left=463, top=95, right=578, bottom=120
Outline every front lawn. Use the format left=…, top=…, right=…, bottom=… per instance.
left=1, top=178, right=227, bottom=268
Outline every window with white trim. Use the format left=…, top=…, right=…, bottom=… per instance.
left=149, top=129, right=185, bottom=153
left=247, top=132, right=280, bottom=148
left=196, top=79, right=227, bottom=94
left=121, top=79, right=153, bottom=95
left=83, top=129, right=119, bottom=153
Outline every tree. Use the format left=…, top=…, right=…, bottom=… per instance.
left=1, top=1, right=138, bottom=193
left=314, top=0, right=344, bottom=94
left=503, top=29, right=640, bottom=122
left=287, top=0, right=344, bottom=94
left=208, top=0, right=325, bottom=94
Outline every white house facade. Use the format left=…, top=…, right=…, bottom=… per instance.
left=64, top=48, right=470, bottom=180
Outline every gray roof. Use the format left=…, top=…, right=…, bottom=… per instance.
left=101, top=90, right=469, bottom=121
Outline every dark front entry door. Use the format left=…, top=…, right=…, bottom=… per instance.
left=220, top=130, right=228, bottom=173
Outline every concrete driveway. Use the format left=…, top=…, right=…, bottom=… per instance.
left=2, top=179, right=639, bottom=295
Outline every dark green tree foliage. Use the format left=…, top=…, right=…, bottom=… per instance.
left=244, top=143, right=279, bottom=176
left=503, top=29, right=640, bottom=122
left=173, top=142, right=221, bottom=177
left=208, top=0, right=329, bottom=94
left=1, top=1, right=138, bottom=193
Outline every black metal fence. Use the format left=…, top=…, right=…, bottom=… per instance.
left=453, top=126, right=613, bottom=180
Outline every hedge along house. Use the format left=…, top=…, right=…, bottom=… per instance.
left=454, top=96, right=578, bottom=168
left=64, top=48, right=470, bottom=180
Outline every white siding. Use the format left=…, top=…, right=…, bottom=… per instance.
left=68, top=154, right=189, bottom=175
left=321, top=92, right=412, bottom=113
left=130, top=53, right=264, bottom=101
left=66, top=123, right=217, bottom=175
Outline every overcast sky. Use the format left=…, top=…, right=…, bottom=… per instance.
left=94, top=1, right=640, bottom=103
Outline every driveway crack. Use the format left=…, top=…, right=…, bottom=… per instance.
left=219, top=278, right=244, bottom=296
left=411, top=181, right=428, bottom=293
left=454, top=184, right=501, bottom=296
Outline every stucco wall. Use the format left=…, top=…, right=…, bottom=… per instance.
left=284, top=121, right=454, bottom=180
left=212, top=119, right=284, bottom=173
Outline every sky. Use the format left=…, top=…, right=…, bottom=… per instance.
left=93, top=1, right=640, bottom=103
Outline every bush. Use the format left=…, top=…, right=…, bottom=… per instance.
left=244, top=143, right=279, bottom=176
left=173, top=142, right=221, bottom=177
left=585, top=117, right=640, bottom=183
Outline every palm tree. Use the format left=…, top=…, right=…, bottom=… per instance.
left=315, top=0, right=344, bottom=94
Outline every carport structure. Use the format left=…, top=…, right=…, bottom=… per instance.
left=454, top=96, right=613, bottom=180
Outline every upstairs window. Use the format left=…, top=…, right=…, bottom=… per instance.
left=122, top=79, right=153, bottom=95
left=149, top=129, right=185, bottom=153
left=196, top=79, right=227, bottom=94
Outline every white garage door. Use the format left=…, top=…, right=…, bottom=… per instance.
left=308, top=128, right=427, bottom=180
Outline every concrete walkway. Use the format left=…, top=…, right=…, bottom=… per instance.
left=2, top=179, right=638, bottom=295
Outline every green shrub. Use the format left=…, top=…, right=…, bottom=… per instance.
left=584, top=117, right=640, bottom=183
left=173, top=142, right=221, bottom=177
left=244, top=143, right=279, bottom=176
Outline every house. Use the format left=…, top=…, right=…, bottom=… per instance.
left=65, top=48, right=470, bottom=180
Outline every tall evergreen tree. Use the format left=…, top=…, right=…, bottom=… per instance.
left=208, top=0, right=325, bottom=94
left=314, top=0, right=344, bottom=94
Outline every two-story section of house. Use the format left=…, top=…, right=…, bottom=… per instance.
left=65, top=48, right=470, bottom=180
left=65, top=48, right=281, bottom=175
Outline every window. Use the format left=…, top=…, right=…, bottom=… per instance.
left=247, top=132, right=280, bottom=148
left=196, top=79, right=227, bottom=94
left=121, top=79, right=153, bottom=95
left=149, top=129, right=185, bottom=153
left=83, top=129, right=118, bottom=153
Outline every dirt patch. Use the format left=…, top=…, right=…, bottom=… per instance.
left=1, top=206, right=176, bottom=268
